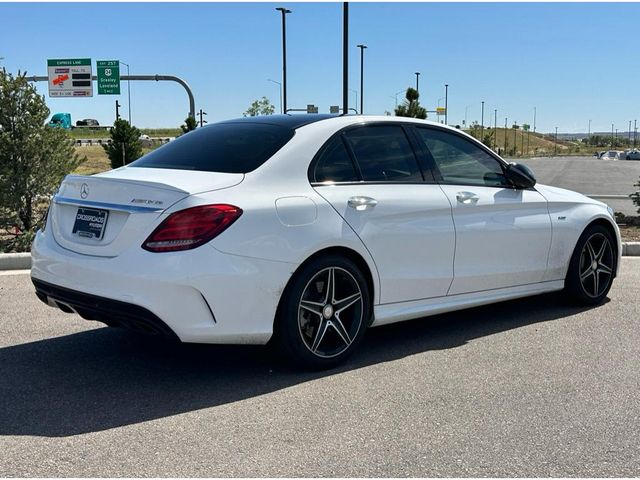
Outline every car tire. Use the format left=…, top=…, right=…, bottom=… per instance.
left=564, top=224, right=616, bottom=305
left=274, top=255, right=371, bottom=369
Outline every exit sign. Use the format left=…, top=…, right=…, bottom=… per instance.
left=97, top=60, right=120, bottom=95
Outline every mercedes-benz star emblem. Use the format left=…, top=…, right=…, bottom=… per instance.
left=80, top=183, right=89, bottom=199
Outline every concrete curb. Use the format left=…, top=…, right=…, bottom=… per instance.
left=622, top=242, right=640, bottom=256
left=0, top=253, right=31, bottom=271
left=1, top=243, right=639, bottom=271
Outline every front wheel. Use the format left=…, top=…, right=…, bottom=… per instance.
left=274, top=255, right=371, bottom=369
left=565, top=225, right=616, bottom=305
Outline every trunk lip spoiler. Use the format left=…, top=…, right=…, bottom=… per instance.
left=52, top=195, right=165, bottom=213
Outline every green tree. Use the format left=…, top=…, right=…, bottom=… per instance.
left=244, top=97, right=275, bottom=117
left=103, top=119, right=143, bottom=169
left=482, top=129, right=495, bottom=148
left=394, top=88, right=427, bottom=119
left=0, top=69, right=82, bottom=250
left=180, top=115, right=197, bottom=134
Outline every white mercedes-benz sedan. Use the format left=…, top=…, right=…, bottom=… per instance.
left=31, top=115, right=621, bottom=368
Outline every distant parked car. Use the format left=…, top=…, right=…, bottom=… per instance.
left=600, top=150, right=621, bottom=160
left=625, top=150, right=640, bottom=160
left=139, top=134, right=153, bottom=147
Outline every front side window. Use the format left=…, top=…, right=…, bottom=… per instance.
left=416, top=128, right=508, bottom=187
left=313, top=136, right=359, bottom=183
left=130, top=123, right=294, bottom=173
left=343, top=125, right=423, bottom=182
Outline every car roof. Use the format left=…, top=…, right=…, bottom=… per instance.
left=218, top=114, right=467, bottom=133
left=219, top=114, right=339, bottom=129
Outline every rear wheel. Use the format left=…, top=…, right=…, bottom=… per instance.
left=565, top=225, right=616, bottom=305
left=274, top=255, right=371, bottom=369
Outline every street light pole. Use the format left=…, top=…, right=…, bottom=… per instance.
left=267, top=79, right=283, bottom=114
left=533, top=106, right=537, bottom=133
left=494, top=109, right=498, bottom=151
left=415, top=72, right=420, bottom=93
left=612, top=123, right=614, bottom=148
left=480, top=101, right=485, bottom=141
left=357, top=44, right=367, bottom=114
left=343, top=2, right=349, bottom=115
left=588, top=119, right=591, bottom=142
left=504, top=117, right=508, bottom=153
left=635, top=119, right=637, bottom=148
left=555, top=126, right=558, bottom=155
left=391, top=89, right=405, bottom=108
left=444, top=84, right=448, bottom=125
left=276, top=7, right=291, bottom=114
left=349, top=89, right=358, bottom=114
left=119, top=61, right=131, bottom=123
left=629, top=120, right=632, bottom=144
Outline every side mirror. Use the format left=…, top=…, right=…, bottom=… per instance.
left=505, top=162, right=536, bottom=189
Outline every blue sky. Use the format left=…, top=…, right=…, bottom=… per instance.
left=1, top=2, right=638, bottom=133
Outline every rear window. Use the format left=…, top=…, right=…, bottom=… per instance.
left=130, top=123, right=295, bottom=173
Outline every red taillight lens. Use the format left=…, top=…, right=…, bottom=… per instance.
left=142, top=204, right=242, bottom=253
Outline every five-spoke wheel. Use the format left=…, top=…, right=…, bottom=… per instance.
left=275, top=255, right=371, bottom=369
left=566, top=225, right=616, bottom=304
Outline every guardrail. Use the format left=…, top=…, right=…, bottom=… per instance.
left=74, top=138, right=174, bottom=146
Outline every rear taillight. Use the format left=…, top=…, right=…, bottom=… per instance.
left=142, top=204, right=242, bottom=253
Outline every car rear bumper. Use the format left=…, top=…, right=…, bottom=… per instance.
left=32, top=278, right=180, bottom=340
left=30, top=228, right=295, bottom=344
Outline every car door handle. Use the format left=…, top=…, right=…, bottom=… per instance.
left=348, top=196, right=378, bottom=210
left=456, top=191, right=479, bottom=205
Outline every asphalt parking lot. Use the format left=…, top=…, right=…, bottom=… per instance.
left=1, top=260, right=639, bottom=477
left=518, top=156, right=640, bottom=215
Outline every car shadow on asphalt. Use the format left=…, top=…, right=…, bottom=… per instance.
left=0, top=291, right=604, bottom=437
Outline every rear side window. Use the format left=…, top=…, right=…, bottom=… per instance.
left=343, top=125, right=422, bottom=182
left=313, top=136, right=359, bottom=182
left=130, top=123, right=294, bottom=173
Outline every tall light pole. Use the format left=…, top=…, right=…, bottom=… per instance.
left=533, top=106, right=537, bottom=133
left=119, top=61, right=131, bottom=123
left=464, top=104, right=474, bottom=128
left=635, top=119, right=637, bottom=148
left=611, top=123, right=614, bottom=148
left=415, top=72, right=420, bottom=93
left=343, top=2, right=349, bottom=115
left=444, top=84, right=448, bottom=125
left=391, top=89, right=405, bottom=108
left=629, top=120, right=632, bottom=144
left=480, top=101, right=485, bottom=140
left=555, top=126, right=558, bottom=155
left=267, top=78, right=283, bottom=114
left=588, top=119, right=591, bottom=142
left=356, top=44, right=367, bottom=114
left=494, top=109, right=498, bottom=151
left=349, top=88, right=358, bottom=114
left=504, top=117, right=508, bottom=153
left=276, top=7, right=291, bottom=113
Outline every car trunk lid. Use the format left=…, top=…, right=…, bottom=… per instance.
left=50, top=168, right=244, bottom=257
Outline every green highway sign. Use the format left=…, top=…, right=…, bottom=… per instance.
left=97, top=60, right=120, bottom=95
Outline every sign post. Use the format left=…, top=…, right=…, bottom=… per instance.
left=97, top=60, right=121, bottom=95
left=47, top=58, right=93, bottom=97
